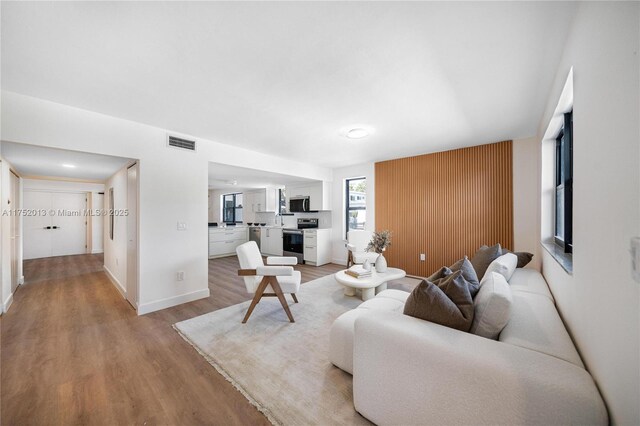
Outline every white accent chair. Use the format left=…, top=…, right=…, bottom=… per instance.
left=236, top=241, right=301, bottom=323
left=346, top=230, right=379, bottom=268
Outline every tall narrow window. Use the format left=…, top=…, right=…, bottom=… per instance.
left=222, top=193, right=243, bottom=223
left=555, top=110, right=573, bottom=253
left=278, top=188, right=286, bottom=215
left=345, top=177, right=366, bottom=238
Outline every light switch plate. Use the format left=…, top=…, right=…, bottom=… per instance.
left=420, top=253, right=426, bottom=261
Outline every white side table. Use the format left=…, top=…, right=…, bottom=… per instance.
left=334, top=267, right=406, bottom=301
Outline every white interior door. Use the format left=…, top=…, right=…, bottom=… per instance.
left=23, top=191, right=53, bottom=260
left=51, top=192, right=87, bottom=257
left=10, top=172, right=20, bottom=292
left=24, top=191, right=87, bottom=259
left=126, top=164, right=138, bottom=309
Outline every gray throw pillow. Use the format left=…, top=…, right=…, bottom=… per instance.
left=403, top=270, right=475, bottom=332
left=501, top=249, right=534, bottom=268
left=427, top=266, right=452, bottom=282
left=449, top=256, right=480, bottom=297
left=470, top=244, right=502, bottom=279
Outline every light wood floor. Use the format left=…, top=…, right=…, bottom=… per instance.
left=1, top=254, right=416, bottom=424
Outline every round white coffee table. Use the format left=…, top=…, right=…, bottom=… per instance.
left=334, top=267, right=406, bottom=301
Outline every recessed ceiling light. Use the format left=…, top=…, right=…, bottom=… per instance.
left=346, top=128, right=370, bottom=139
left=62, top=164, right=76, bottom=168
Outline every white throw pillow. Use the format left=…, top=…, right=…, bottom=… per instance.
left=470, top=272, right=513, bottom=339
left=483, top=252, right=517, bottom=281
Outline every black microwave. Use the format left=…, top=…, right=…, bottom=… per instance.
left=289, top=196, right=310, bottom=212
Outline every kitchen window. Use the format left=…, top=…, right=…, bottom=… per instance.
left=278, top=188, right=286, bottom=215
left=345, top=177, right=366, bottom=238
left=223, top=193, right=243, bottom=223
left=555, top=110, right=573, bottom=253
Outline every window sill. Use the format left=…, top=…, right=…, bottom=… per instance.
left=542, top=242, right=573, bottom=275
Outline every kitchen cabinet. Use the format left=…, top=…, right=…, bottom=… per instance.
left=209, top=227, right=249, bottom=258
left=286, top=181, right=332, bottom=211
left=261, top=227, right=283, bottom=256
left=243, top=188, right=278, bottom=223
left=303, top=228, right=332, bottom=266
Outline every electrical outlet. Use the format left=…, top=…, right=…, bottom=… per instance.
left=420, top=253, right=426, bottom=261
left=177, top=271, right=185, bottom=281
left=177, top=221, right=187, bottom=231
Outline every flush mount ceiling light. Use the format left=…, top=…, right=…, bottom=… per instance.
left=226, top=180, right=238, bottom=186
left=346, top=128, right=370, bottom=139
left=62, top=164, right=76, bottom=168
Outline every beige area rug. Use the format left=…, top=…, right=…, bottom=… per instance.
left=174, top=275, right=372, bottom=426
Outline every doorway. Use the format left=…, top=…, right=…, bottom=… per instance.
left=126, top=163, right=138, bottom=309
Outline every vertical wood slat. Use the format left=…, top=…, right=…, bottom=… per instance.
left=375, top=141, right=513, bottom=277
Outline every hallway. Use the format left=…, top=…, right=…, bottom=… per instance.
left=0, top=254, right=270, bottom=425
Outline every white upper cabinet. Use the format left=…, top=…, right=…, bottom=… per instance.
left=286, top=181, right=331, bottom=211
left=243, top=187, right=278, bottom=223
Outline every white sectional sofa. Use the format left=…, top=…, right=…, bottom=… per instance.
left=329, top=268, right=608, bottom=425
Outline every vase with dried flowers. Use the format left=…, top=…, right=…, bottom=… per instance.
left=367, top=230, right=392, bottom=272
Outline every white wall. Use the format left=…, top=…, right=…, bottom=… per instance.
left=330, top=162, right=375, bottom=265
left=512, top=137, right=541, bottom=270
left=537, top=3, right=639, bottom=423
left=103, top=168, right=128, bottom=296
left=1, top=91, right=332, bottom=315
left=22, top=178, right=104, bottom=193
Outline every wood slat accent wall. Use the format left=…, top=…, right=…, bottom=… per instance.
left=375, top=141, right=513, bottom=277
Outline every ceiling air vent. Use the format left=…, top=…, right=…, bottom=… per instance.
left=167, top=135, right=196, bottom=152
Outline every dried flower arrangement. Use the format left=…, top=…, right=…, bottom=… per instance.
left=366, top=230, right=392, bottom=254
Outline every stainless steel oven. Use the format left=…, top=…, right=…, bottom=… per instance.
left=283, top=228, right=304, bottom=263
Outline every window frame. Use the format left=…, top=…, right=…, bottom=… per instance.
left=554, top=110, right=573, bottom=253
left=345, top=177, right=366, bottom=239
left=278, top=188, right=286, bottom=215
left=222, top=192, right=242, bottom=224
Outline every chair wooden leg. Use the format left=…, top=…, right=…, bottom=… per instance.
left=291, top=293, right=299, bottom=303
left=347, top=251, right=354, bottom=268
left=242, top=277, right=270, bottom=324
left=270, top=278, right=295, bottom=323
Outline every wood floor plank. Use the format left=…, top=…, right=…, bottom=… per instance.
left=1, top=253, right=416, bottom=424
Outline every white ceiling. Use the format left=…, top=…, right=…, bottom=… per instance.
left=209, top=162, right=315, bottom=190
left=1, top=142, right=132, bottom=181
left=1, top=2, right=577, bottom=168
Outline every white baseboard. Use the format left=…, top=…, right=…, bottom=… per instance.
left=137, top=288, right=211, bottom=316
left=3, top=292, right=14, bottom=313
left=103, top=265, right=126, bottom=298
left=18, top=275, right=24, bottom=285
left=332, top=258, right=348, bottom=266
left=91, top=249, right=104, bottom=254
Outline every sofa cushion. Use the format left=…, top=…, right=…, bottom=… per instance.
left=374, top=289, right=411, bottom=303
left=499, top=291, right=584, bottom=368
left=358, top=295, right=406, bottom=312
left=501, top=248, right=534, bottom=268
left=508, top=268, right=554, bottom=301
left=469, top=244, right=502, bottom=279
left=483, top=252, right=518, bottom=281
left=403, top=271, right=475, bottom=332
left=470, top=272, right=512, bottom=339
